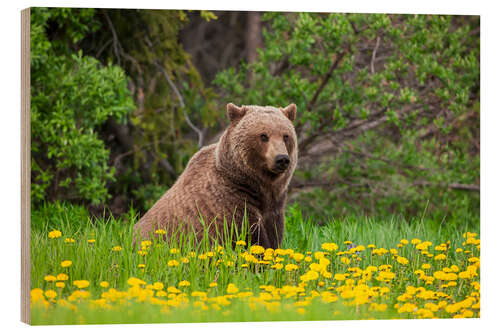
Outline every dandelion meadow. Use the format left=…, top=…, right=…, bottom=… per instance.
left=30, top=204, right=479, bottom=325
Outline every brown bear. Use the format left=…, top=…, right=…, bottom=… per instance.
left=133, top=103, right=297, bottom=249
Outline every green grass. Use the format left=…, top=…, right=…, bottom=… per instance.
left=30, top=202, right=480, bottom=325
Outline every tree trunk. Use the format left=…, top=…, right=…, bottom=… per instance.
left=246, top=11, right=261, bottom=64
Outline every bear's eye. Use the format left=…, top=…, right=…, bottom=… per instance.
left=260, top=134, right=269, bottom=142
left=283, top=134, right=289, bottom=142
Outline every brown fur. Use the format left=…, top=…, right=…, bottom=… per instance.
left=133, top=103, right=298, bottom=249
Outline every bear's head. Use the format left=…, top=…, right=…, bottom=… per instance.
left=219, top=103, right=298, bottom=183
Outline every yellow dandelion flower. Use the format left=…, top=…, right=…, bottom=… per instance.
left=300, top=270, right=319, bottom=282
left=181, top=257, right=189, bottom=263
left=60, top=260, right=72, bottom=268
left=44, top=275, right=57, bottom=282
left=170, top=248, right=179, bottom=254
left=334, top=274, right=346, bottom=281
left=112, top=246, right=122, bottom=252
left=44, top=290, right=57, bottom=299
left=87, top=239, right=96, bottom=244
left=73, top=280, right=90, bottom=289
left=49, top=230, right=62, bottom=239
left=355, top=245, right=366, bottom=252
left=48, top=230, right=62, bottom=239
left=400, top=239, right=409, bottom=245
left=236, top=240, right=246, bottom=246
left=179, top=280, right=191, bottom=287
left=309, top=263, right=323, bottom=272
left=341, top=257, right=350, bottom=265
left=273, top=248, right=285, bottom=256
left=138, top=264, right=146, bottom=269
left=285, top=264, right=298, bottom=271
left=397, top=256, right=409, bottom=265
left=377, top=271, right=396, bottom=281
left=140, top=240, right=152, bottom=248
left=367, top=244, right=376, bottom=249
left=64, top=238, right=75, bottom=243
left=314, top=251, right=325, bottom=260
left=56, top=273, right=68, bottom=281
left=226, top=283, right=239, bottom=294
left=416, top=242, right=431, bottom=250
left=321, top=243, right=339, bottom=252
left=137, top=250, right=148, bottom=256
left=154, top=229, right=166, bottom=235
left=127, top=277, right=146, bottom=286
left=152, top=282, right=164, bottom=290
left=292, top=253, right=304, bottom=262
left=167, top=286, right=181, bottom=293
left=209, top=282, right=218, bottom=288
left=249, top=245, right=265, bottom=255
left=168, top=259, right=179, bottom=267
left=456, top=248, right=463, bottom=253
left=100, top=281, right=110, bottom=288
left=55, top=282, right=65, bottom=288
left=319, top=257, right=330, bottom=266
left=422, top=263, right=431, bottom=269
left=434, top=254, right=447, bottom=261
left=271, top=263, right=284, bottom=270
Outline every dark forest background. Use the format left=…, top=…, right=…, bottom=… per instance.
left=30, top=8, right=480, bottom=224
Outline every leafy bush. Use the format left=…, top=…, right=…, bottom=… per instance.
left=215, top=13, right=479, bottom=221
left=31, top=8, right=135, bottom=205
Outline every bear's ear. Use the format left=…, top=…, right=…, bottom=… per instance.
left=227, top=103, right=247, bottom=122
left=281, top=104, right=297, bottom=122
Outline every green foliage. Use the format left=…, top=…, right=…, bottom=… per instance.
left=31, top=8, right=135, bottom=205
left=215, top=13, right=479, bottom=221
left=30, top=10, right=479, bottom=221
left=30, top=203, right=479, bottom=324
left=84, top=9, right=219, bottom=209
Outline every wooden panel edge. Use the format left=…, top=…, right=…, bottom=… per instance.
left=21, top=7, right=31, bottom=325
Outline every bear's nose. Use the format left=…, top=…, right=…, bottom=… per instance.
left=275, top=154, right=290, bottom=170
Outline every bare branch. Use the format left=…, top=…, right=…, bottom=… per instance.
left=108, top=119, right=177, bottom=178
left=345, top=148, right=433, bottom=172
left=301, top=103, right=424, bottom=156
left=103, top=12, right=122, bottom=67
left=306, top=51, right=347, bottom=112
left=144, top=34, right=204, bottom=148
left=153, top=59, right=205, bottom=148
left=151, top=151, right=177, bottom=176
left=96, top=38, right=112, bottom=58
left=413, top=181, right=480, bottom=192
left=370, top=36, right=381, bottom=74
left=291, top=179, right=480, bottom=194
